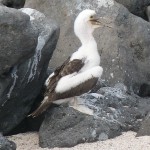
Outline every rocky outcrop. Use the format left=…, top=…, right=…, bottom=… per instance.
left=0, top=6, right=37, bottom=76
left=0, top=7, right=59, bottom=134
left=0, top=0, right=26, bottom=9
left=0, top=133, right=16, bottom=150
left=39, top=83, right=150, bottom=148
left=115, top=0, right=150, bottom=20
left=137, top=112, right=150, bottom=136
left=25, top=0, right=150, bottom=94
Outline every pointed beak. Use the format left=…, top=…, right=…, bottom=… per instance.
left=90, top=17, right=113, bottom=29
left=90, top=18, right=102, bottom=26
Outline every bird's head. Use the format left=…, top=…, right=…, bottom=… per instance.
left=74, top=9, right=102, bottom=36
left=74, top=9, right=112, bottom=37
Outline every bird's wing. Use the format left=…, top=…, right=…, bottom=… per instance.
left=45, top=57, right=85, bottom=95
left=28, top=57, right=85, bottom=117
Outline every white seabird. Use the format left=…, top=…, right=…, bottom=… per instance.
left=30, top=9, right=109, bottom=117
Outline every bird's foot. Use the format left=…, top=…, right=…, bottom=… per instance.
left=69, top=97, right=94, bottom=116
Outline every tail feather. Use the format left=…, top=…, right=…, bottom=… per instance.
left=28, top=96, right=51, bottom=117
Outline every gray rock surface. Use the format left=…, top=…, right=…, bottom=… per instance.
left=0, top=0, right=26, bottom=9
left=0, top=6, right=37, bottom=76
left=0, top=8, right=59, bottom=134
left=146, top=6, right=150, bottom=21
left=39, top=84, right=150, bottom=148
left=137, top=112, right=150, bottom=136
left=25, top=0, right=150, bottom=94
left=115, top=0, right=150, bottom=20
left=0, top=133, right=16, bottom=150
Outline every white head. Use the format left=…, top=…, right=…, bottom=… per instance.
left=74, top=9, right=101, bottom=43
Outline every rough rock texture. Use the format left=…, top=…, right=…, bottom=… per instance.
left=115, top=0, right=150, bottom=20
left=25, top=0, right=150, bottom=94
left=146, top=6, right=150, bottom=21
left=0, top=0, right=26, bottom=9
left=0, top=8, right=59, bottom=134
left=5, top=69, right=53, bottom=135
left=39, top=84, right=150, bottom=148
left=137, top=112, right=150, bottom=136
left=0, top=133, right=16, bottom=150
left=0, top=6, right=37, bottom=76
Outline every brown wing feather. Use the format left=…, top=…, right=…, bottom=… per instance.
left=56, top=77, right=98, bottom=100
left=28, top=94, right=56, bottom=117
left=45, top=57, right=71, bottom=93
left=45, top=57, right=85, bottom=96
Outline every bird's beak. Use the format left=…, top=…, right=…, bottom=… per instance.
left=90, top=17, right=113, bottom=29
left=90, top=18, right=102, bottom=26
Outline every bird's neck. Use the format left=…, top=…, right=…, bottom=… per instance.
left=79, top=32, right=97, bottom=51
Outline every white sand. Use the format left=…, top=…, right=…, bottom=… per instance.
left=7, top=131, right=150, bottom=150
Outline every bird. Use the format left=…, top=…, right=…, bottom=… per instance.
left=29, top=9, right=108, bottom=117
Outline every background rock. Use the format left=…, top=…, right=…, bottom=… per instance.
left=0, top=6, right=37, bottom=76
left=39, top=84, right=150, bottom=148
left=137, top=112, right=150, bottom=136
left=146, top=6, right=150, bottom=21
left=0, top=0, right=26, bottom=9
left=0, top=133, right=16, bottom=150
left=0, top=8, right=59, bottom=134
left=25, top=0, right=150, bottom=95
left=115, top=0, right=150, bottom=20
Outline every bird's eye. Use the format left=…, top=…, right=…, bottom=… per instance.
left=90, top=16, right=93, bottom=19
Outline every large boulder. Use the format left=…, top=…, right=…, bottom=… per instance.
left=39, top=84, right=150, bottom=148
left=0, top=0, right=26, bottom=9
left=0, top=8, right=59, bottom=134
left=115, top=0, right=150, bottom=20
left=0, top=6, right=37, bottom=76
left=25, top=0, right=150, bottom=94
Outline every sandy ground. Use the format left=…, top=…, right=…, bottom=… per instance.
left=7, top=131, right=150, bottom=150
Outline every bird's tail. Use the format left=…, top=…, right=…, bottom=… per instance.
left=28, top=96, right=52, bottom=118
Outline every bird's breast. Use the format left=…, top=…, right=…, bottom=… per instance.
left=80, top=55, right=100, bottom=72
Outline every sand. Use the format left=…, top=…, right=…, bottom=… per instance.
left=7, top=131, right=150, bottom=150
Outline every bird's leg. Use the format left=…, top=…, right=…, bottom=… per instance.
left=73, top=96, right=78, bottom=107
left=69, top=96, right=94, bottom=115
left=69, top=96, right=77, bottom=107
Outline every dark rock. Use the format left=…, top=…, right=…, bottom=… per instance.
left=146, top=6, right=150, bottom=21
left=6, top=114, right=45, bottom=136
left=0, top=8, right=59, bottom=134
left=39, top=84, right=150, bottom=148
left=25, top=0, right=150, bottom=94
left=0, top=133, right=16, bottom=150
left=115, top=0, right=150, bottom=20
left=90, top=79, right=108, bottom=93
left=39, top=106, right=120, bottom=148
left=0, top=0, right=26, bottom=9
left=0, top=6, right=37, bottom=76
left=137, top=112, right=150, bottom=136
left=6, top=69, right=54, bottom=135
left=139, top=83, right=150, bottom=97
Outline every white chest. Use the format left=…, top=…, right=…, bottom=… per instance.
left=71, top=49, right=100, bottom=72
left=81, top=54, right=100, bottom=72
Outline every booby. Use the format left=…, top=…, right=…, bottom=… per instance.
left=30, top=9, right=107, bottom=117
